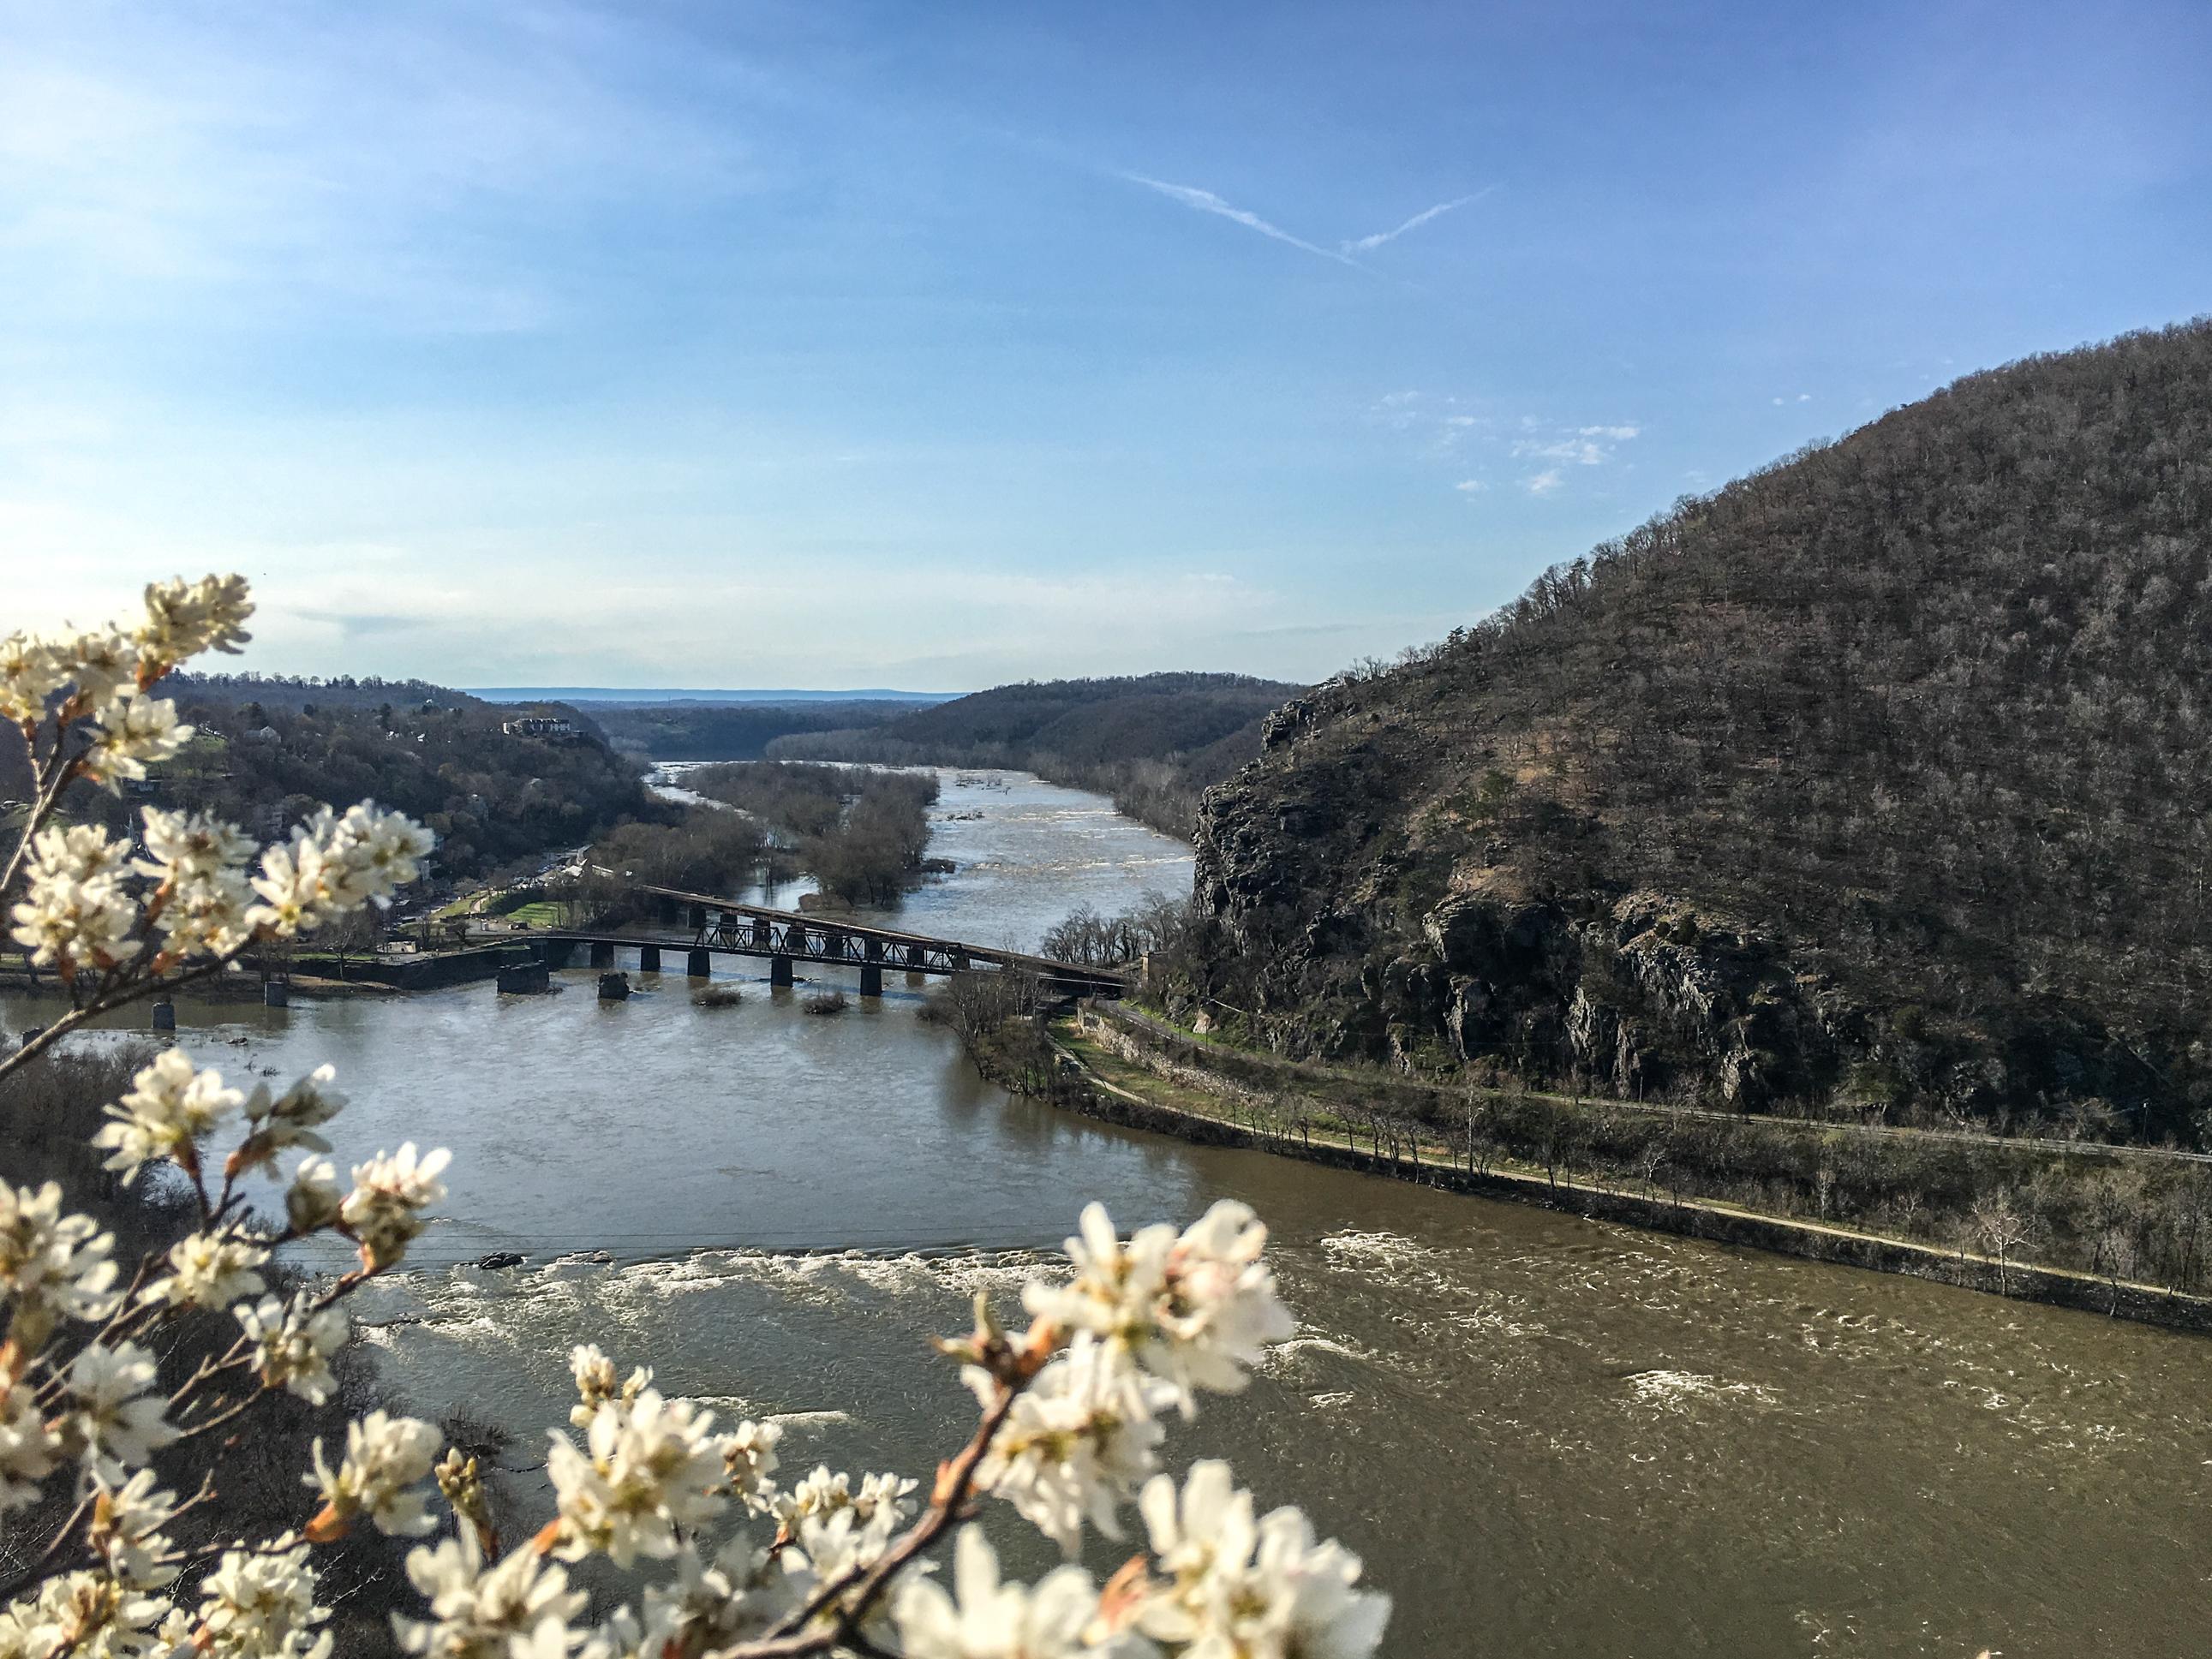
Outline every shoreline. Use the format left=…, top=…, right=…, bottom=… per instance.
left=984, top=1004, right=2212, bottom=1337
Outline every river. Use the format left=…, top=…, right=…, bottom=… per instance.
left=6, top=768, right=2208, bottom=1656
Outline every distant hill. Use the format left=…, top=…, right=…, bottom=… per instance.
left=1191, top=319, right=2212, bottom=1142
left=770, top=672, right=1306, bottom=838
left=586, top=700, right=939, bottom=763
left=3, top=674, right=652, bottom=883
left=175, top=672, right=487, bottom=713
left=469, top=686, right=952, bottom=705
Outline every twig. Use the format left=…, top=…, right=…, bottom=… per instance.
left=737, top=1382, right=1024, bottom=1657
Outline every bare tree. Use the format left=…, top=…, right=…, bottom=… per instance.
left=1970, top=1191, right=2035, bottom=1296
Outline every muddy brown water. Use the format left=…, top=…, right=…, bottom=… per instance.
left=6, top=769, right=2206, bottom=1656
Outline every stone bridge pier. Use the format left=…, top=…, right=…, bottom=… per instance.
left=638, top=943, right=661, bottom=972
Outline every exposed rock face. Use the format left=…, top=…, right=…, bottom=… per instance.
left=1193, top=654, right=2177, bottom=1126
left=1198, top=774, right=1922, bottom=1111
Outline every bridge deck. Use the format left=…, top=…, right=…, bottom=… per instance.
left=573, top=882, right=1128, bottom=992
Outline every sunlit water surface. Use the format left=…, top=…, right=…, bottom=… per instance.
left=7, top=769, right=2207, bottom=1656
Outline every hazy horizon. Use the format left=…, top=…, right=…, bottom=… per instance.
left=6, top=2, right=2207, bottom=690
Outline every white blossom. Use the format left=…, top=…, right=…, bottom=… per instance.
left=93, top=1052, right=242, bottom=1182
left=335, top=803, right=438, bottom=903
left=1133, top=1462, right=1388, bottom=1659
left=0, top=630, right=67, bottom=724
left=81, top=693, right=192, bottom=790
left=134, top=809, right=259, bottom=962
left=308, top=1410, right=440, bottom=1537
left=0, top=1180, right=119, bottom=1325
left=135, top=808, right=255, bottom=880
left=720, top=1416, right=782, bottom=1504
left=792, top=1501, right=902, bottom=1590
left=893, top=1526, right=1119, bottom=1659
left=236, top=1293, right=349, bottom=1405
left=770, top=1464, right=917, bottom=1530
left=134, top=575, right=254, bottom=667
left=0, top=1381, right=60, bottom=1512
left=194, top=1533, right=330, bottom=1659
left=338, top=1143, right=450, bottom=1269
left=141, top=1230, right=268, bottom=1310
left=771, top=1463, right=850, bottom=1525
left=546, top=1387, right=728, bottom=1567
left=89, top=1470, right=178, bottom=1590
left=631, top=1533, right=793, bottom=1655
left=971, top=1334, right=1170, bottom=1556
left=393, top=1529, right=585, bottom=1659
left=148, top=862, right=257, bottom=962
left=231, top=1066, right=344, bottom=1175
left=60, top=1343, right=176, bottom=1482
left=284, top=1156, right=344, bottom=1235
left=9, top=827, right=140, bottom=971
left=19, top=822, right=132, bottom=886
left=565, top=1343, right=638, bottom=1429
left=62, top=629, right=142, bottom=711
left=243, top=840, right=321, bottom=937
left=248, top=804, right=434, bottom=936
left=0, top=1566, right=170, bottom=1659
left=1025, top=1201, right=1294, bottom=1412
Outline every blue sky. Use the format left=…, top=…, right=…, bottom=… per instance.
left=3, top=1, right=2206, bottom=690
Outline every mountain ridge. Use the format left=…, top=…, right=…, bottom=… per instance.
left=769, top=671, right=1306, bottom=838
left=1187, top=319, right=2212, bottom=1142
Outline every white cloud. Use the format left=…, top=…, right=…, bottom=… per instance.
left=1504, top=420, right=1641, bottom=486
left=1512, top=437, right=1606, bottom=466
left=1384, top=396, right=1632, bottom=500
left=1341, top=188, right=1492, bottom=254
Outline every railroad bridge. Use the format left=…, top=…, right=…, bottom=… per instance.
left=531, top=882, right=1126, bottom=999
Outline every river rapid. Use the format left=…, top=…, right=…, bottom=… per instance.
left=8, top=768, right=2209, bottom=1656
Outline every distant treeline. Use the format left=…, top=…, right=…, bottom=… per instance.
left=768, top=673, right=1305, bottom=838
left=591, top=810, right=767, bottom=897
left=687, top=761, right=940, bottom=904
left=589, top=701, right=924, bottom=762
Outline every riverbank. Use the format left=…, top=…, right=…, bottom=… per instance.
left=999, top=1002, right=2212, bottom=1335
left=2, top=942, right=540, bottom=1010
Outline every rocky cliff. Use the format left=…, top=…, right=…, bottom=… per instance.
left=1193, top=321, right=2212, bottom=1141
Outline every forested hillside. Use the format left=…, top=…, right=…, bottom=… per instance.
left=3, top=675, right=649, bottom=881
left=585, top=699, right=928, bottom=762
left=1192, top=320, right=2212, bottom=1142
left=770, top=672, right=1302, bottom=836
